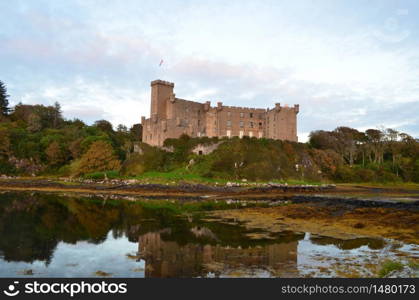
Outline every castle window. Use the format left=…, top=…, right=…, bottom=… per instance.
left=259, top=122, right=262, bottom=127
left=240, top=112, right=244, bottom=118
left=250, top=113, right=253, bottom=118
left=240, top=121, right=244, bottom=128
left=227, top=120, right=232, bottom=127
left=250, top=122, right=254, bottom=128
left=227, top=111, right=231, bottom=117
left=198, top=119, right=201, bottom=126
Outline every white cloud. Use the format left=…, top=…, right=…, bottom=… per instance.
left=1, top=0, right=418, bottom=138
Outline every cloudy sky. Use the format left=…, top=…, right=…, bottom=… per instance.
left=1, top=0, right=418, bottom=141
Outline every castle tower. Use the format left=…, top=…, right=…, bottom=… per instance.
left=150, top=80, right=174, bottom=120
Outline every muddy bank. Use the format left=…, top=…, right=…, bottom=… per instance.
left=208, top=203, right=419, bottom=244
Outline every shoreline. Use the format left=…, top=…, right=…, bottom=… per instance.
left=0, top=178, right=418, bottom=206
left=0, top=178, right=337, bottom=197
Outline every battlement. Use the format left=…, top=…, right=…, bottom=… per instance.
left=151, top=80, right=175, bottom=87
left=220, top=105, right=266, bottom=111
left=266, top=103, right=299, bottom=113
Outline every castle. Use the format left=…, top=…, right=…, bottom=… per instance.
left=141, top=80, right=299, bottom=146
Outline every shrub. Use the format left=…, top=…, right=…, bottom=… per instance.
left=77, top=141, right=121, bottom=175
left=333, top=165, right=358, bottom=182
left=0, top=159, right=16, bottom=175
left=356, top=168, right=376, bottom=182
left=376, top=170, right=401, bottom=183
left=120, top=154, right=145, bottom=176
left=84, top=172, right=106, bottom=180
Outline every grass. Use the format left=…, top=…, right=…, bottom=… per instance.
left=377, top=260, right=405, bottom=277
left=134, top=169, right=324, bottom=186
left=136, top=170, right=215, bottom=183
left=5, top=170, right=415, bottom=188
left=134, top=169, right=236, bottom=185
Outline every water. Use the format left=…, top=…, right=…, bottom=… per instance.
left=0, top=191, right=416, bottom=278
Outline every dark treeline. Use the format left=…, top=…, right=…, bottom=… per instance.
left=0, top=80, right=418, bottom=182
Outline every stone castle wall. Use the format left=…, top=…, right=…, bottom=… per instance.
left=141, top=80, right=299, bottom=146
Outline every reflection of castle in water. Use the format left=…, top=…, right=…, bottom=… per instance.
left=138, top=228, right=298, bottom=278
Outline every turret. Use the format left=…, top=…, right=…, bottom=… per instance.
left=150, top=80, right=174, bottom=120
left=217, top=102, right=223, bottom=111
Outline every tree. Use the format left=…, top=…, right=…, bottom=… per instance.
left=384, top=128, right=401, bottom=173
left=365, top=129, right=385, bottom=164
left=45, top=141, right=65, bottom=166
left=0, top=128, right=11, bottom=158
left=333, top=127, right=362, bottom=166
left=27, top=113, right=42, bottom=132
left=130, top=124, right=142, bottom=141
left=69, top=138, right=83, bottom=159
left=116, top=124, right=128, bottom=133
left=0, top=81, right=10, bottom=116
left=77, top=141, right=121, bottom=174
left=53, top=102, right=63, bottom=128
left=309, top=130, right=337, bottom=150
left=94, top=120, right=114, bottom=134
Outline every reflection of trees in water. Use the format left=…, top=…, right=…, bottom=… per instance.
left=309, top=235, right=385, bottom=250
left=0, top=192, right=145, bottom=263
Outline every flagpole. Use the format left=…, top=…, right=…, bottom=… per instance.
left=157, top=59, right=165, bottom=79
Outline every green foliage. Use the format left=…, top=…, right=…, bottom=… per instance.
left=0, top=159, right=16, bottom=175
left=119, top=133, right=418, bottom=183
left=83, top=170, right=120, bottom=180
left=378, top=260, right=404, bottom=278
left=355, top=168, right=376, bottom=182
left=45, top=141, right=66, bottom=166
left=120, top=154, right=145, bottom=176
left=0, top=96, right=140, bottom=176
left=77, top=141, right=121, bottom=175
